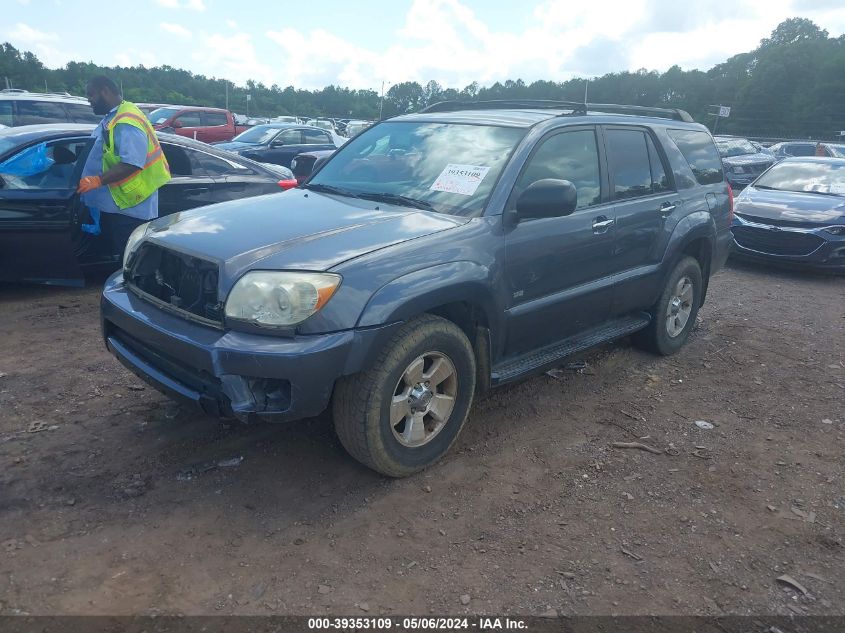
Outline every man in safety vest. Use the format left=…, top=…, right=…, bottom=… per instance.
left=78, top=75, right=171, bottom=258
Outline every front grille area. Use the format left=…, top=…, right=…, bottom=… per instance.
left=733, top=226, right=824, bottom=256
left=735, top=213, right=814, bottom=228
left=126, top=243, right=223, bottom=325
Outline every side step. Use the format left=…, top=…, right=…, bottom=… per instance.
left=491, top=313, right=651, bottom=385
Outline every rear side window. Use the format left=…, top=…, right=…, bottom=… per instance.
left=161, top=144, right=193, bottom=176
left=303, top=129, right=331, bottom=144
left=605, top=128, right=652, bottom=200
left=190, top=150, right=253, bottom=176
left=203, top=112, right=228, bottom=126
left=65, top=104, right=100, bottom=123
left=15, top=100, right=70, bottom=125
left=789, top=144, right=816, bottom=157
left=667, top=129, right=724, bottom=185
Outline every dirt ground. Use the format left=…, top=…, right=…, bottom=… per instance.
left=0, top=260, right=843, bottom=617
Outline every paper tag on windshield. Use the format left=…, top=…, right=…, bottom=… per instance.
left=430, top=164, right=490, bottom=196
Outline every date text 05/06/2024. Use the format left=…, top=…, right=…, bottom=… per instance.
left=307, top=617, right=528, bottom=630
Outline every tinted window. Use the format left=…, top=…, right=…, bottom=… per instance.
left=646, top=134, right=671, bottom=193
left=175, top=112, right=202, bottom=127
left=190, top=150, right=251, bottom=176
left=303, top=129, right=331, bottom=145
left=161, top=144, right=193, bottom=176
left=65, top=103, right=100, bottom=123
left=667, top=129, right=724, bottom=185
left=15, top=100, right=69, bottom=125
left=606, top=129, right=652, bottom=200
left=0, top=102, right=12, bottom=126
left=203, top=112, right=228, bottom=126
left=513, top=129, right=601, bottom=210
left=789, top=144, right=816, bottom=157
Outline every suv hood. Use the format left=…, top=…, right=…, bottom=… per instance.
left=142, top=190, right=467, bottom=281
left=721, top=152, right=773, bottom=167
left=735, top=187, right=845, bottom=225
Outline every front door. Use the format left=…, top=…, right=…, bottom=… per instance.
left=503, top=127, right=616, bottom=356
left=0, top=137, right=91, bottom=285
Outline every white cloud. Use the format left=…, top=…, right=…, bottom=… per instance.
left=154, top=0, right=205, bottom=9
left=115, top=50, right=158, bottom=68
left=5, top=22, right=71, bottom=67
left=160, top=22, right=192, bottom=39
left=191, top=31, right=275, bottom=86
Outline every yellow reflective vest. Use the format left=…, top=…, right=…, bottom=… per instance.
left=102, top=101, right=171, bottom=209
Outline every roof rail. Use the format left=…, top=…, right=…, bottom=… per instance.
left=0, top=89, right=84, bottom=100
left=420, top=99, right=694, bottom=122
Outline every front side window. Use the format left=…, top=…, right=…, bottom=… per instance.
left=668, top=129, right=724, bottom=185
left=276, top=129, right=303, bottom=145
left=0, top=138, right=89, bottom=189
left=310, top=121, right=526, bottom=217
left=175, top=112, right=202, bottom=127
left=511, top=129, right=602, bottom=210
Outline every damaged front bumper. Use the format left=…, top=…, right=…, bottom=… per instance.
left=101, top=271, right=367, bottom=422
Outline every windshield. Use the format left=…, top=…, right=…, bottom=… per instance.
left=753, top=160, right=845, bottom=196
left=231, top=125, right=282, bottom=144
left=309, top=121, right=526, bottom=217
left=148, top=107, right=181, bottom=124
left=715, top=138, right=757, bottom=158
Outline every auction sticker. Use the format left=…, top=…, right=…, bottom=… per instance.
left=430, top=164, right=490, bottom=196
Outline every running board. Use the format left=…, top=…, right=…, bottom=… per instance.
left=491, top=313, right=651, bottom=385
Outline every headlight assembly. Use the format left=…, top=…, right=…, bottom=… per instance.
left=123, top=221, right=152, bottom=270
left=224, top=271, right=342, bottom=327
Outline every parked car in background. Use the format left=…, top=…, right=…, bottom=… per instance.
left=148, top=106, right=248, bottom=143
left=769, top=141, right=845, bottom=160
left=345, top=120, right=372, bottom=137
left=136, top=102, right=175, bottom=116
left=290, top=148, right=336, bottom=183
left=0, top=124, right=294, bottom=286
left=101, top=100, right=732, bottom=476
left=731, top=157, right=845, bottom=272
left=214, top=123, right=344, bottom=168
left=307, top=118, right=337, bottom=134
left=0, top=90, right=100, bottom=127
left=270, top=115, right=298, bottom=124
left=714, top=136, right=775, bottom=189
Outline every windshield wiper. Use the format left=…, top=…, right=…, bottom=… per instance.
left=356, top=192, right=436, bottom=211
left=301, top=183, right=363, bottom=198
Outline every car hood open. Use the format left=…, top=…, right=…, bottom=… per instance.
left=735, top=187, right=845, bottom=225
left=141, top=190, right=467, bottom=283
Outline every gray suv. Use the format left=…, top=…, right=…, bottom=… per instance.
left=0, top=89, right=99, bottom=127
left=101, top=100, right=733, bottom=476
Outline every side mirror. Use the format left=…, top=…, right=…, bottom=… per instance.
left=514, top=179, right=577, bottom=221
left=171, top=120, right=184, bottom=129
left=271, top=139, right=285, bottom=147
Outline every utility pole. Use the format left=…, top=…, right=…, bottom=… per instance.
left=225, top=81, right=228, bottom=110
left=379, top=81, right=388, bottom=120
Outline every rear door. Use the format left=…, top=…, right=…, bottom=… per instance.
left=601, top=125, right=680, bottom=316
left=157, top=142, right=221, bottom=216
left=189, top=150, right=280, bottom=201
left=0, top=137, right=91, bottom=284
left=503, top=126, right=616, bottom=356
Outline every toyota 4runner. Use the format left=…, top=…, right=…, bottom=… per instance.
left=101, top=100, right=733, bottom=477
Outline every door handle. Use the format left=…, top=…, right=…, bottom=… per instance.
left=592, top=216, right=614, bottom=234
left=659, top=202, right=677, bottom=215
left=183, top=187, right=209, bottom=195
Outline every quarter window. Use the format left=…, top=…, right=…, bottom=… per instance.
left=65, top=104, right=100, bottom=123
left=667, top=129, right=724, bottom=185
left=512, top=129, right=602, bottom=211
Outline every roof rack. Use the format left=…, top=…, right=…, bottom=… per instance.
left=420, top=99, right=694, bottom=122
left=0, top=89, right=86, bottom=100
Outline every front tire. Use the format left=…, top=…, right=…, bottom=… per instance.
left=634, top=255, right=703, bottom=356
left=333, top=315, right=476, bottom=477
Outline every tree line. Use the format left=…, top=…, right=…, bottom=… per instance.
left=2, top=18, right=843, bottom=139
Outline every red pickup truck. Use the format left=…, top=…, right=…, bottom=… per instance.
left=148, top=106, right=248, bottom=143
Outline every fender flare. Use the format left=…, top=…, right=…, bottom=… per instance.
left=662, top=210, right=717, bottom=303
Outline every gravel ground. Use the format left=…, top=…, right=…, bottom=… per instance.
left=0, top=260, right=843, bottom=616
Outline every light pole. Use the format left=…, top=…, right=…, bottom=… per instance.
left=378, top=81, right=389, bottom=120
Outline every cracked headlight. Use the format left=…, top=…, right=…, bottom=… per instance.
left=123, top=221, right=152, bottom=270
left=224, top=271, right=342, bottom=327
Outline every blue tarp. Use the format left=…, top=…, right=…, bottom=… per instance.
left=0, top=142, right=53, bottom=176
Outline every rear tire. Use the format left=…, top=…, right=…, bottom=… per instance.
left=333, top=315, right=476, bottom=477
left=634, top=256, right=702, bottom=356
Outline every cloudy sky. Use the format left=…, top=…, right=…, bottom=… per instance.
left=5, top=0, right=845, bottom=92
